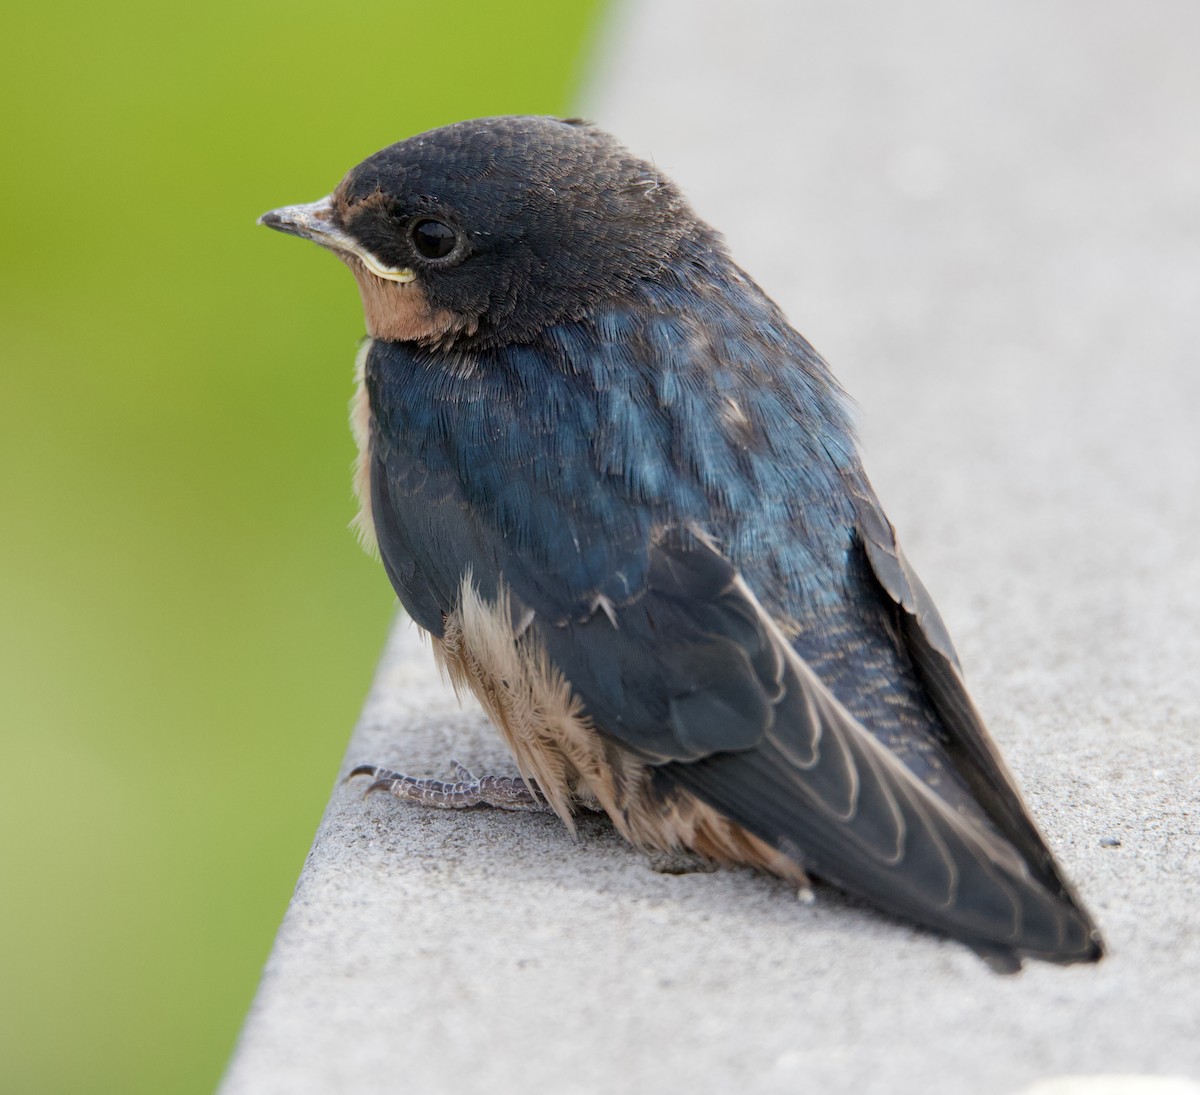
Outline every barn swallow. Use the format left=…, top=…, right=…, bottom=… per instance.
left=260, top=115, right=1104, bottom=968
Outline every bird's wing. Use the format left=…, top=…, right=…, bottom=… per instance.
left=591, top=530, right=1100, bottom=965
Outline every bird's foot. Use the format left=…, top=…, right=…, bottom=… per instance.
left=645, top=849, right=719, bottom=875
left=348, top=759, right=553, bottom=812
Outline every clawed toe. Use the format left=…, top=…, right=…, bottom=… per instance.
left=645, top=849, right=719, bottom=875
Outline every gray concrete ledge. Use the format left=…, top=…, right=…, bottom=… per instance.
left=223, top=2, right=1200, bottom=1092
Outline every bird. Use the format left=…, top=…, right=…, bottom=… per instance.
left=260, top=115, right=1104, bottom=969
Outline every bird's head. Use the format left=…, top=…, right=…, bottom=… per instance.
left=260, top=116, right=705, bottom=347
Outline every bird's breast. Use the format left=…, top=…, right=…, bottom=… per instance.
left=349, top=340, right=377, bottom=556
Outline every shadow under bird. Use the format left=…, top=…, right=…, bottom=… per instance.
left=260, top=115, right=1103, bottom=969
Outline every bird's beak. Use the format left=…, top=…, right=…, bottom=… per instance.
left=258, top=196, right=416, bottom=283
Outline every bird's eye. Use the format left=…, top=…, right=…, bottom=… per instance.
left=411, top=218, right=458, bottom=260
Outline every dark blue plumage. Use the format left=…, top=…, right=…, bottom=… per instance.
left=261, top=115, right=1103, bottom=968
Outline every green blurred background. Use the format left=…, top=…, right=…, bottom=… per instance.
left=0, top=2, right=605, bottom=1090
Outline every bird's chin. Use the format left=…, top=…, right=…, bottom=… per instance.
left=348, top=262, right=467, bottom=345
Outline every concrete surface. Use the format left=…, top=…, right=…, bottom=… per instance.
left=222, top=2, right=1200, bottom=1092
